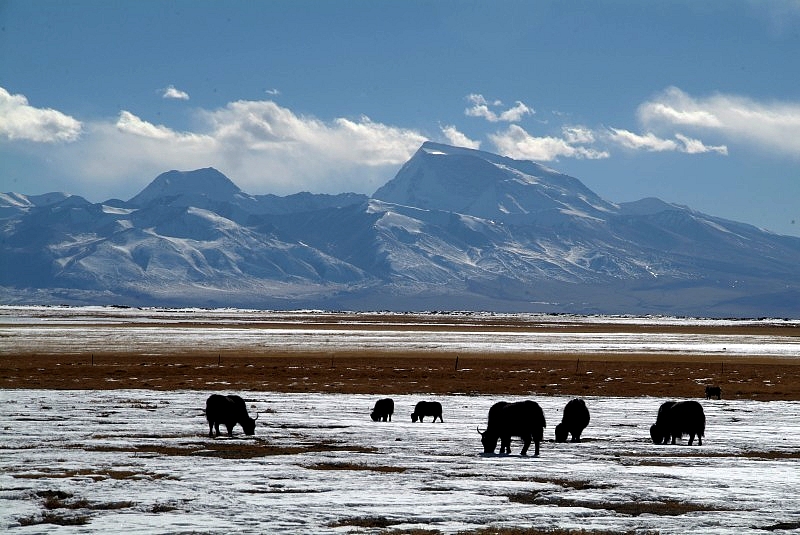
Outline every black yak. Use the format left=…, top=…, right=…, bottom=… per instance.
left=370, top=398, right=394, bottom=422
left=650, top=400, right=705, bottom=446
left=411, top=401, right=443, bottom=422
left=478, top=400, right=546, bottom=456
left=554, top=398, right=590, bottom=443
left=205, top=394, right=258, bottom=438
left=705, top=386, right=722, bottom=400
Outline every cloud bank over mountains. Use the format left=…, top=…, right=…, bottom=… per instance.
left=1, top=84, right=798, bottom=200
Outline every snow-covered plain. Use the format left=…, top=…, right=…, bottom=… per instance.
left=2, top=307, right=800, bottom=533
left=2, top=306, right=800, bottom=359
left=2, top=390, right=799, bottom=534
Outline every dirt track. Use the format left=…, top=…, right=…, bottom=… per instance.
left=2, top=316, right=799, bottom=400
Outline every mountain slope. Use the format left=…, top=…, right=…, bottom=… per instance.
left=2, top=142, right=799, bottom=316
left=373, top=142, right=616, bottom=224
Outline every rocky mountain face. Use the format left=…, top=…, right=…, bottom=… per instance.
left=2, top=142, right=799, bottom=317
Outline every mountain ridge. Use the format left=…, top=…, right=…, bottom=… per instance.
left=2, top=142, right=799, bottom=317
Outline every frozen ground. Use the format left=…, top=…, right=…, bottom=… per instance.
left=2, top=390, right=799, bottom=534
left=2, top=306, right=800, bottom=358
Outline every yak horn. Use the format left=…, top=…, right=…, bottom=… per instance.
left=476, top=426, right=484, bottom=436
left=253, top=412, right=259, bottom=421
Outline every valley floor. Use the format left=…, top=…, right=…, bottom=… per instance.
left=2, top=308, right=800, bottom=533
left=1, top=307, right=799, bottom=400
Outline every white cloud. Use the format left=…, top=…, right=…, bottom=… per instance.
left=440, top=125, right=481, bottom=149
left=639, top=86, right=800, bottom=157
left=490, top=124, right=609, bottom=161
left=265, top=88, right=281, bottom=96
left=0, top=86, right=82, bottom=143
left=161, top=85, right=190, bottom=100
left=607, top=128, right=728, bottom=155
left=116, top=111, right=208, bottom=143
left=607, top=128, right=679, bottom=152
left=562, top=126, right=596, bottom=145
left=674, top=133, right=728, bottom=155
left=50, top=99, right=427, bottom=197
left=199, top=100, right=426, bottom=167
left=498, top=101, right=534, bottom=122
left=465, top=93, right=534, bottom=123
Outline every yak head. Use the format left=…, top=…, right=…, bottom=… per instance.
left=649, top=423, right=666, bottom=444
left=554, top=423, right=569, bottom=443
left=370, top=412, right=381, bottom=422
left=241, top=412, right=259, bottom=435
left=477, top=427, right=499, bottom=453
left=411, top=413, right=419, bottom=423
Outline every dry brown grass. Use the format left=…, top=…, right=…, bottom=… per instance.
left=457, top=529, right=656, bottom=535
left=83, top=440, right=376, bottom=459
left=508, top=491, right=724, bottom=517
left=2, top=352, right=799, bottom=400
left=307, top=462, right=407, bottom=473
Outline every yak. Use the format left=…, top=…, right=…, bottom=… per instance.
left=650, top=400, right=705, bottom=446
left=205, top=394, right=258, bottom=438
left=478, top=400, right=546, bottom=456
left=411, top=401, right=443, bottom=422
left=705, top=386, right=722, bottom=400
left=370, top=398, right=394, bottom=422
left=554, top=398, right=590, bottom=443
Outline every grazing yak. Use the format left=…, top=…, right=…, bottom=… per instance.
left=411, top=401, right=443, bottom=423
left=650, top=400, right=705, bottom=446
left=370, top=398, right=394, bottom=422
left=205, top=394, right=258, bottom=438
left=705, top=386, right=722, bottom=400
left=478, top=400, right=546, bottom=456
left=554, top=398, right=590, bottom=443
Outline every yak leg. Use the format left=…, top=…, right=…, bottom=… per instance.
left=500, top=436, right=511, bottom=455
left=225, top=423, right=234, bottom=437
left=437, top=415, right=443, bottom=422
left=208, top=421, right=215, bottom=438
left=533, top=440, right=540, bottom=456
left=520, top=435, right=531, bottom=456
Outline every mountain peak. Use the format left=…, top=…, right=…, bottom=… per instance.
left=129, top=167, right=241, bottom=207
left=373, top=142, right=614, bottom=221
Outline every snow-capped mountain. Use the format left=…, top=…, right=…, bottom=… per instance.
left=374, top=142, right=616, bottom=224
left=2, top=142, right=799, bottom=317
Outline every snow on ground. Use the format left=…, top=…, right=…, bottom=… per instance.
left=5, top=324, right=800, bottom=358
left=2, top=306, right=800, bottom=359
left=2, top=390, right=799, bottom=534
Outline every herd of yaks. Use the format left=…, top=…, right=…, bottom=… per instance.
left=205, top=386, right=721, bottom=456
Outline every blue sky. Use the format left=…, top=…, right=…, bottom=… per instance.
left=1, top=0, right=799, bottom=236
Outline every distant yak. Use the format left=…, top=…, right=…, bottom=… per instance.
left=650, top=400, right=705, bottom=446
left=705, top=386, right=722, bottom=400
left=370, top=398, right=394, bottom=422
left=205, top=394, right=258, bottom=438
left=411, top=401, right=443, bottom=423
left=478, top=400, right=546, bottom=456
left=554, top=398, right=590, bottom=443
